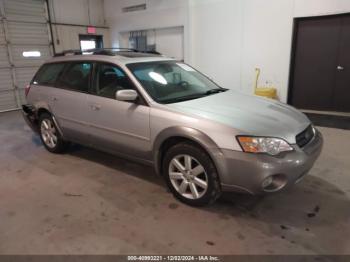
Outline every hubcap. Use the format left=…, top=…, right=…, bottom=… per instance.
left=169, top=155, right=208, bottom=200
left=40, top=119, right=58, bottom=148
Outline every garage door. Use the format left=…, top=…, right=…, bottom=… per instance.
left=0, top=0, right=52, bottom=112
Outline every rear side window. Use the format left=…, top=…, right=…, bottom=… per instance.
left=32, top=63, right=65, bottom=86
left=57, top=62, right=92, bottom=93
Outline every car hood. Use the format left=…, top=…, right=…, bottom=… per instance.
left=166, top=90, right=311, bottom=144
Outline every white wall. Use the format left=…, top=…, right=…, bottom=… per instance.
left=104, top=0, right=350, bottom=103
left=240, top=0, right=295, bottom=101
left=119, top=27, right=184, bottom=60
left=189, top=0, right=243, bottom=90
left=49, top=0, right=106, bottom=26
left=189, top=0, right=296, bottom=100
left=104, top=0, right=190, bottom=60
left=294, top=0, right=350, bottom=17
left=148, top=27, right=184, bottom=60
left=190, top=0, right=350, bottom=102
left=48, top=0, right=110, bottom=53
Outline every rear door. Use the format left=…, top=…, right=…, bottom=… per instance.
left=86, top=62, right=151, bottom=161
left=51, top=61, right=92, bottom=143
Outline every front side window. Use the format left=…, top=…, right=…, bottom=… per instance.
left=93, top=63, right=135, bottom=99
left=33, top=63, right=65, bottom=86
left=57, top=62, right=92, bottom=93
left=127, top=61, right=226, bottom=104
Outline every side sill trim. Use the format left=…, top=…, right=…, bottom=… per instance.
left=58, top=116, right=151, bottom=142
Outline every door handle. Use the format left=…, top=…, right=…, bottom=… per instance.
left=337, top=65, right=344, bottom=71
left=90, top=104, right=101, bottom=111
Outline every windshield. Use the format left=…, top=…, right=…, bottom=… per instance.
left=126, top=61, right=227, bottom=104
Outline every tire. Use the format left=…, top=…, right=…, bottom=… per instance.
left=39, top=113, right=68, bottom=154
left=163, top=142, right=221, bottom=206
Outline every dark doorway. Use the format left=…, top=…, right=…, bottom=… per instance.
left=79, top=35, right=103, bottom=51
left=289, top=14, right=350, bottom=113
left=129, top=31, right=147, bottom=52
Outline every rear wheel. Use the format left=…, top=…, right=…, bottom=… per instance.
left=39, top=113, right=68, bottom=153
left=163, top=143, right=221, bottom=206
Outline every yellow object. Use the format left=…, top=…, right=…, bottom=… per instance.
left=255, top=87, right=277, bottom=99
left=254, top=68, right=277, bottom=99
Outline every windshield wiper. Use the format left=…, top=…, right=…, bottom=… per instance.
left=161, top=93, right=207, bottom=104
left=161, top=88, right=228, bottom=104
left=205, top=88, right=228, bottom=95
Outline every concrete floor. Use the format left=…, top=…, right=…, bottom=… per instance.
left=0, top=110, right=350, bottom=255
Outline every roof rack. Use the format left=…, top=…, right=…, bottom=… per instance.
left=54, top=49, right=83, bottom=57
left=87, top=48, right=137, bottom=56
left=54, top=48, right=161, bottom=57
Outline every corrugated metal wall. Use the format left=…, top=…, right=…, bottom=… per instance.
left=0, top=0, right=52, bottom=112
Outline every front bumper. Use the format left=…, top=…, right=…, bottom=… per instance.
left=218, top=130, right=323, bottom=194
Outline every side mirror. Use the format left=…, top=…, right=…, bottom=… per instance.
left=116, top=89, right=138, bottom=102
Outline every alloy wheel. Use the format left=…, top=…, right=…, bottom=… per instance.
left=168, top=154, right=208, bottom=199
left=40, top=118, right=58, bottom=149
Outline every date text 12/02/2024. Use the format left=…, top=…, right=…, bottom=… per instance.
left=127, top=256, right=220, bottom=261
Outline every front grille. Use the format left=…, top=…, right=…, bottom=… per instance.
left=296, top=125, right=315, bottom=148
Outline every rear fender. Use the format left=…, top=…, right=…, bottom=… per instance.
left=33, top=102, right=64, bottom=138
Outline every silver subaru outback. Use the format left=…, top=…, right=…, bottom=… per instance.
left=22, top=49, right=323, bottom=206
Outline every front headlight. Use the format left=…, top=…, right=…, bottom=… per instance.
left=237, top=136, right=293, bottom=156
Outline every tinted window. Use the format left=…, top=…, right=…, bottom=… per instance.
left=93, top=63, right=135, bottom=99
left=33, top=63, right=65, bottom=86
left=58, top=62, right=92, bottom=92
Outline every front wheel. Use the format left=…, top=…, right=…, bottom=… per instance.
left=39, top=113, right=68, bottom=153
left=163, top=143, right=221, bottom=206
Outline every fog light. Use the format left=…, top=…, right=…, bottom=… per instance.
left=262, top=176, right=273, bottom=188
left=262, top=174, right=287, bottom=192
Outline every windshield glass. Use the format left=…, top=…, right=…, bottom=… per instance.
left=126, top=61, right=227, bottom=104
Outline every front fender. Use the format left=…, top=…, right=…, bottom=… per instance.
left=152, top=126, right=226, bottom=176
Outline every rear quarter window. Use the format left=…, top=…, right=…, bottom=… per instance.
left=32, top=63, right=65, bottom=86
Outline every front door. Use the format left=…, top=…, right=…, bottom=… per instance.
left=86, top=62, right=151, bottom=161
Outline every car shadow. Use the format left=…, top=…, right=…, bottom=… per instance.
left=204, top=174, right=350, bottom=253
left=65, top=144, right=350, bottom=252
left=67, top=144, right=350, bottom=223
left=11, top=113, right=350, bottom=253
left=209, top=175, right=350, bottom=225
left=67, top=143, right=166, bottom=188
